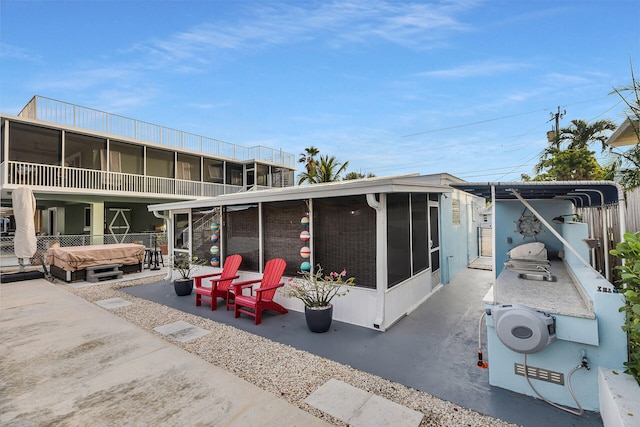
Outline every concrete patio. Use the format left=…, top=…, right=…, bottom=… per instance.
left=122, top=267, right=604, bottom=427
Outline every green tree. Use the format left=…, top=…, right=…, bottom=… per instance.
left=610, top=232, right=640, bottom=384
left=557, top=119, right=617, bottom=151
left=343, top=171, right=376, bottom=180
left=315, top=155, right=349, bottom=183
left=535, top=148, right=606, bottom=181
left=297, top=154, right=349, bottom=184
left=298, top=146, right=320, bottom=181
left=533, top=119, right=616, bottom=181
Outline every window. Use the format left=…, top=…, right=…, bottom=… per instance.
left=146, top=147, right=174, bottom=178
left=256, top=164, right=269, bottom=186
left=177, top=153, right=200, bottom=181
left=314, top=196, right=376, bottom=288
left=84, top=207, right=91, bottom=231
left=263, top=200, right=307, bottom=276
left=204, top=159, right=223, bottom=183
left=66, top=132, right=105, bottom=170
left=109, top=141, right=143, bottom=174
left=226, top=163, right=243, bottom=186
left=9, top=122, right=61, bottom=165
left=387, top=193, right=411, bottom=287
left=387, top=193, right=439, bottom=287
left=173, top=212, right=190, bottom=250
left=223, top=205, right=259, bottom=272
left=411, top=194, right=429, bottom=274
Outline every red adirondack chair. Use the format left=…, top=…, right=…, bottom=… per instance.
left=231, top=258, right=288, bottom=325
left=194, top=254, right=242, bottom=310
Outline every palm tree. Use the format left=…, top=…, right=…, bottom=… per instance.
left=314, top=155, right=349, bottom=182
left=297, top=155, right=349, bottom=184
left=298, top=146, right=320, bottom=174
left=534, top=118, right=616, bottom=180
left=555, top=119, right=617, bottom=151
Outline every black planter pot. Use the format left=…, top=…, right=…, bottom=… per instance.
left=304, top=304, right=333, bottom=333
left=173, top=278, right=194, bottom=296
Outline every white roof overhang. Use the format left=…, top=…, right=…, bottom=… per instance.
left=148, top=174, right=453, bottom=212
left=607, top=118, right=639, bottom=147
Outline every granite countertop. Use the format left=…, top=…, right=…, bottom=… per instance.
left=484, top=260, right=595, bottom=319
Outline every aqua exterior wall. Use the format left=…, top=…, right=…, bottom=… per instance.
left=440, top=190, right=480, bottom=284
left=486, top=198, right=628, bottom=412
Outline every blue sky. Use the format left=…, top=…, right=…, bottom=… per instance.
left=1, top=0, right=638, bottom=181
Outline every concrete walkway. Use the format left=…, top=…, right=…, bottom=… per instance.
left=0, top=279, right=329, bottom=426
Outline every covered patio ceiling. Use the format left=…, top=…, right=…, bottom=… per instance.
left=451, top=181, right=623, bottom=207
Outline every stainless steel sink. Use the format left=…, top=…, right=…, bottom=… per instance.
left=518, top=273, right=556, bottom=282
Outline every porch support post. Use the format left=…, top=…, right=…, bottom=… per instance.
left=90, top=202, right=104, bottom=245
left=491, top=185, right=497, bottom=304
left=153, top=210, right=172, bottom=280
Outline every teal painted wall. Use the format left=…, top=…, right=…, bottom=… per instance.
left=440, top=190, right=481, bottom=284
left=486, top=197, right=627, bottom=411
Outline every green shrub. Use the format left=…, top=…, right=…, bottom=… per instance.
left=610, top=231, right=640, bottom=384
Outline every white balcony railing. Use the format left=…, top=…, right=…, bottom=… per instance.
left=3, top=161, right=242, bottom=199
left=17, top=95, right=296, bottom=168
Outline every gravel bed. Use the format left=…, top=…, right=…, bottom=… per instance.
left=58, top=276, right=518, bottom=427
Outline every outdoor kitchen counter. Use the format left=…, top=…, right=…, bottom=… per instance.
left=484, top=260, right=595, bottom=319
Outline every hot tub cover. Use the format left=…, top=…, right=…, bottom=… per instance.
left=46, top=243, right=145, bottom=271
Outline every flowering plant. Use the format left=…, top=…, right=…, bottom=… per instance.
left=281, top=265, right=355, bottom=308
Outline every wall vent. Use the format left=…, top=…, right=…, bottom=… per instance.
left=514, top=363, right=564, bottom=385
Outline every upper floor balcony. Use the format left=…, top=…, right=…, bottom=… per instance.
left=18, top=96, right=296, bottom=168
left=1, top=160, right=249, bottom=199
left=1, top=97, right=297, bottom=201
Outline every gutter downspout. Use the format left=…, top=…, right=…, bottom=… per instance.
left=367, top=193, right=387, bottom=331
left=153, top=210, right=172, bottom=281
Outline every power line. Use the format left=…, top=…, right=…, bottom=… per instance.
left=401, top=108, right=550, bottom=138
left=365, top=96, right=625, bottom=179
left=401, top=95, right=615, bottom=138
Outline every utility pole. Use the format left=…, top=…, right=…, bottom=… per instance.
left=547, top=106, right=566, bottom=143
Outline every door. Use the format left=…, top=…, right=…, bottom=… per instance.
left=429, top=201, right=441, bottom=285
left=48, top=208, right=57, bottom=236
left=173, top=210, right=191, bottom=259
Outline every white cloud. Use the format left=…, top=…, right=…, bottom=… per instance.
left=126, top=1, right=480, bottom=68
left=0, top=42, right=41, bottom=62
left=417, top=60, right=528, bottom=78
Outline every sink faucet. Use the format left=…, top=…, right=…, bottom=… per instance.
left=536, top=265, right=553, bottom=280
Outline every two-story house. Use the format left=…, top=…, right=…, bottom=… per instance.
left=0, top=96, right=296, bottom=243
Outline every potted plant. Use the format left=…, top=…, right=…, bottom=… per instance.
left=156, top=233, right=168, bottom=255
left=281, top=265, right=355, bottom=333
left=171, top=253, right=206, bottom=296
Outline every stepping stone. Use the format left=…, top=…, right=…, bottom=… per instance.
left=305, top=378, right=423, bottom=427
left=154, top=320, right=210, bottom=342
left=95, top=297, right=132, bottom=309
